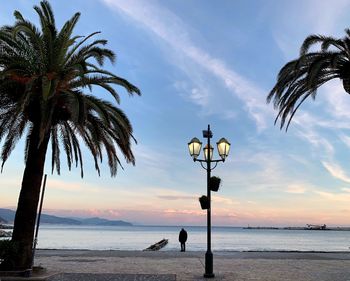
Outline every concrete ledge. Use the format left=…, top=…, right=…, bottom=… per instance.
left=48, top=273, right=176, bottom=281
left=1, top=273, right=177, bottom=281
left=0, top=267, right=50, bottom=281
left=0, top=274, right=55, bottom=281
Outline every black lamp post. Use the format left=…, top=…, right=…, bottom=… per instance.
left=188, top=124, right=230, bottom=278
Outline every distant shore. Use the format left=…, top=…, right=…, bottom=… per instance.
left=244, top=226, right=350, bottom=231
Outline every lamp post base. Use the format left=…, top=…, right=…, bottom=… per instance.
left=204, top=251, right=214, bottom=278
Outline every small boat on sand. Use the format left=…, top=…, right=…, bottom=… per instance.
left=143, top=239, right=168, bottom=251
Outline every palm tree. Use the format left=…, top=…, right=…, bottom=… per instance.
left=0, top=1, right=140, bottom=270
left=267, top=28, right=350, bottom=129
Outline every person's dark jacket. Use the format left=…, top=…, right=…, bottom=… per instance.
left=179, top=229, right=187, bottom=243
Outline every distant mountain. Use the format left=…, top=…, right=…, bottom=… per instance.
left=0, top=216, right=7, bottom=224
left=79, top=217, right=132, bottom=226
left=0, top=208, right=15, bottom=222
left=0, top=208, right=81, bottom=225
left=0, top=208, right=132, bottom=226
left=40, top=214, right=81, bottom=225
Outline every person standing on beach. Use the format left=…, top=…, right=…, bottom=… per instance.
left=179, top=228, right=188, bottom=252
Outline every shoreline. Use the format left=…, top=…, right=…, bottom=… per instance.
left=37, top=248, right=350, bottom=254
left=35, top=249, right=350, bottom=260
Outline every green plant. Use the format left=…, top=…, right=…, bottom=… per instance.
left=0, top=240, right=19, bottom=270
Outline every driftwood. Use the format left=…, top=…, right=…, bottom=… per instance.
left=143, top=239, right=168, bottom=251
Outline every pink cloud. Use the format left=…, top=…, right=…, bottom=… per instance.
left=41, top=205, right=350, bottom=227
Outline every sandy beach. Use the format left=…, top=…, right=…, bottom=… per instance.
left=23, top=249, right=350, bottom=281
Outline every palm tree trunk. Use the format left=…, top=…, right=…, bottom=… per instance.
left=11, top=123, right=50, bottom=270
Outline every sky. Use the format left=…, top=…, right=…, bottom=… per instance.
left=2, top=0, right=350, bottom=226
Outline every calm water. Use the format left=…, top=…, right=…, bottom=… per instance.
left=35, top=225, right=350, bottom=252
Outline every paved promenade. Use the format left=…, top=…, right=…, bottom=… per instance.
left=24, top=250, right=350, bottom=280
left=28, top=250, right=350, bottom=281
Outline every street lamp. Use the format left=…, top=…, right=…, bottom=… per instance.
left=188, top=124, right=231, bottom=278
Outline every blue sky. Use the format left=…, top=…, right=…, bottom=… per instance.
left=2, top=0, right=350, bottom=226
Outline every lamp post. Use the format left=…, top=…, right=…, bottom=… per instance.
left=188, top=124, right=230, bottom=278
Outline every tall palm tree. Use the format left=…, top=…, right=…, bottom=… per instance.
left=267, top=28, right=350, bottom=129
left=0, top=1, right=140, bottom=270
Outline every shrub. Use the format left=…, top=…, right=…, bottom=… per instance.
left=0, top=239, right=19, bottom=270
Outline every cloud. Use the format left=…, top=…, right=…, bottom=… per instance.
left=321, top=81, right=350, bottom=124
left=313, top=190, right=350, bottom=202
left=339, top=134, right=350, bottom=148
left=157, top=195, right=195, bottom=201
left=216, top=212, right=239, bottom=219
left=247, top=201, right=257, bottom=205
left=295, top=126, right=334, bottom=159
left=288, top=81, right=350, bottom=132
left=285, top=184, right=307, bottom=194
left=163, top=209, right=203, bottom=216
left=174, top=80, right=208, bottom=106
left=101, top=0, right=271, bottom=130
left=322, top=161, right=350, bottom=183
left=133, top=144, right=169, bottom=169
left=212, top=195, right=238, bottom=205
left=157, top=192, right=239, bottom=205
left=85, top=208, right=122, bottom=218
left=125, top=144, right=178, bottom=185
left=272, top=0, right=350, bottom=58
left=303, top=0, right=350, bottom=34
left=47, top=179, right=100, bottom=193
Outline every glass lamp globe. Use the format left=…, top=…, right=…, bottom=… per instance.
left=203, top=144, right=214, bottom=161
left=188, top=137, right=202, bottom=160
left=217, top=138, right=230, bottom=161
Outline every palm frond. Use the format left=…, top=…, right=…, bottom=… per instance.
left=50, top=126, right=60, bottom=174
left=300, top=34, right=325, bottom=55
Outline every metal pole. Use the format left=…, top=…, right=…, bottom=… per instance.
left=204, top=124, right=214, bottom=278
left=31, top=174, right=47, bottom=271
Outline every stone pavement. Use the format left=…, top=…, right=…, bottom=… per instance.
left=27, top=250, right=350, bottom=281
left=48, top=273, right=176, bottom=281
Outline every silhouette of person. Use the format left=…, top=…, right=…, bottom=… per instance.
left=179, top=228, right=188, bottom=252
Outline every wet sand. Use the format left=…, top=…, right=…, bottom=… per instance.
left=30, top=249, right=350, bottom=281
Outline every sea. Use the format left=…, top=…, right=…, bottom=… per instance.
left=33, top=225, right=350, bottom=252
